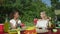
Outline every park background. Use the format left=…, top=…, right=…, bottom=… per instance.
left=0, top=0, right=60, bottom=26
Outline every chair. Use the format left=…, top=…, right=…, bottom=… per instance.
left=0, top=24, right=4, bottom=34
left=20, top=23, right=25, bottom=27
left=34, top=18, right=38, bottom=25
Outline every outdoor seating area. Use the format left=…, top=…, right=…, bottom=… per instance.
left=0, top=0, right=60, bottom=34
left=0, top=23, right=60, bottom=34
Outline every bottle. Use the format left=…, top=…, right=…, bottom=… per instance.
left=17, top=30, right=20, bottom=34
left=49, top=19, right=56, bottom=32
left=48, top=18, right=52, bottom=28
left=4, top=14, right=9, bottom=32
left=48, top=21, right=52, bottom=28
left=17, top=28, right=20, bottom=34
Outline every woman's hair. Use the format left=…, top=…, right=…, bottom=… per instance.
left=40, top=11, right=51, bottom=20
left=40, top=11, right=46, bottom=14
left=40, top=11, right=48, bottom=19
left=9, top=10, right=19, bottom=19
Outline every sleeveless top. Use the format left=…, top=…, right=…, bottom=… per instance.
left=36, top=19, right=49, bottom=28
left=10, top=19, right=21, bottom=29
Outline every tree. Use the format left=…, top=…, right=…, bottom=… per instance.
left=20, top=0, right=49, bottom=22
left=55, top=0, right=60, bottom=9
left=51, top=0, right=59, bottom=9
left=0, top=0, right=55, bottom=24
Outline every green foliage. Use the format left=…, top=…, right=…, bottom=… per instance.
left=51, top=0, right=60, bottom=9
left=0, top=0, right=55, bottom=24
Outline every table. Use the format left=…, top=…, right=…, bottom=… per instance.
left=4, top=28, right=60, bottom=34
left=20, top=28, right=60, bottom=34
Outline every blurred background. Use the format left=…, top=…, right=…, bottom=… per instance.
left=0, top=0, right=60, bottom=26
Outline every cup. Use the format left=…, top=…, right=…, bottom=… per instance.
left=53, top=29, right=57, bottom=32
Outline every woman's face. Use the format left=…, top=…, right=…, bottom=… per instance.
left=14, top=12, right=19, bottom=18
left=40, top=12, right=46, bottom=18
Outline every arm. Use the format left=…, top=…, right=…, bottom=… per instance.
left=36, top=19, right=42, bottom=28
left=18, top=20, right=21, bottom=25
left=10, top=22, right=17, bottom=29
left=10, top=20, right=17, bottom=29
left=18, top=20, right=25, bottom=28
left=47, top=20, right=52, bottom=28
left=18, top=20, right=25, bottom=27
left=36, top=20, right=40, bottom=28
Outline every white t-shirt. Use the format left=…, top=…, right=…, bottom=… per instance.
left=10, top=19, right=21, bottom=27
left=36, top=19, right=49, bottom=28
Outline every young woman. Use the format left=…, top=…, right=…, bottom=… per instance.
left=10, top=10, right=21, bottom=29
left=36, top=11, right=51, bottom=33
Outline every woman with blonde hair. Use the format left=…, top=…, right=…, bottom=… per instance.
left=36, top=11, right=52, bottom=33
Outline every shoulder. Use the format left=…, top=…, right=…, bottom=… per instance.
left=10, top=19, right=14, bottom=21
left=37, top=19, right=42, bottom=23
left=10, top=19, right=15, bottom=23
left=46, top=19, right=50, bottom=21
left=18, top=19, right=21, bottom=21
left=18, top=19, right=21, bottom=23
left=38, top=19, right=42, bottom=21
